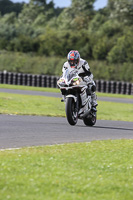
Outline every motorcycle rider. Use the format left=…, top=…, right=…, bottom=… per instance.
left=62, top=50, right=98, bottom=112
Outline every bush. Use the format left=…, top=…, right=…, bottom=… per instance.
left=92, top=36, right=109, bottom=60
left=107, top=30, right=133, bottom=63
left=0, top=51, right=132, bottom=82
left=0, top=51, right=65, bottom=75
left=7, top=36, right=38, bottom=52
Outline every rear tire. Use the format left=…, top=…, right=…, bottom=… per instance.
left=83, top=113, right=96, bottom=126
left=65, top=97, right=78, bottom=126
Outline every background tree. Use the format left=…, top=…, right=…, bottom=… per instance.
left=57, top=0, right=96, bottom=30
left=0, top=0, right=24, bottom=15
left=0, top=0, right=133, bottom=81
left=107, top=29, right=133, bottom=63
left=108, top=0, right=133, bottom=25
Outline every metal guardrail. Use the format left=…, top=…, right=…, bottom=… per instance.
left=0, top=71, right=133, bottom=95
left=0, top=71, right=59, bottom=88
left=95, top=80, right=133, bottom=95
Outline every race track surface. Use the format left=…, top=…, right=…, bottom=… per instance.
left=0, top=88, right=133, bottom=104
left=0, top=88, right=132, bottom=149
left=0, top=115, right=133, bottom=149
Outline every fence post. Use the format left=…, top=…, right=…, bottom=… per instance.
left=17, top=73, right=21, bottom=85
left=3, top=71, right=7, bottom=84
left=95, top=80, right=98, bottom=92
left=110, top=81, right=116, bottom=94
left=41, top=75, right=44, bottom=87
left=108, top=81, right=111, bottom=93
left=12, top=73, right=15, bottom=85
left=51, top=76, right=54, bottom=88
left=33, top=75, right=37, bottom=87
left=29, top=74, right=32, bottom=86
left=109, top=81, right=112, bottom=93
left=26, top=74, right=30, bottom=86
left=126, top=82, right=132, bottom=95
left=126, top=83, right=129, bottom=94
left=118, top=82, right=121, bottom=94
left=116, top=81, right=119, bottom=94
left=44, top=76, right=47, bottom=87
left=38, top=75, right=42, bottom=87
left=47, top=76, right=51, bottom=87
left=24, top=74, right=28, bottom=86
left=53, top=76, right=59, bottom=88
left=105, top=81, right=108, bottom=93
left=97, top=80, right=101, bottom=92
left=21, top=74, right=24, bottom=85
left=31, top=75, right=34, bottom=86
left=8, top=72, right=12, bottom=85
left=100, top=80, right=104, bottom=93
left=121, top=82, right=125, bottom=94
left=36, top=75, right=40, bottom=87
left=131, top=83, right=133, bottom=95
left=103, top=81, right=107, bottom=93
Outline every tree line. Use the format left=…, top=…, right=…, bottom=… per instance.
left=0, top=0, right=133, bottom=82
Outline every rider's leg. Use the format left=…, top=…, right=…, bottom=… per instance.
left=91, top=92, right=98, bottom=111
left=90, top=81, right=98, bottom=112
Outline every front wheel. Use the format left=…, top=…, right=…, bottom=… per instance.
left=83, top=113, right=96, bottom=126
left=65, top=97, right=78, bottom=126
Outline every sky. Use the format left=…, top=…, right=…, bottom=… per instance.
left=11, top=0, right=108, bottom=10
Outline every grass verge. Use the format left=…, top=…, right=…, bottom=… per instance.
left=0, top=84, right=133, bottom=99
left=0, top=84, right=60, bottom=93
left=0, top=140, right=133, bottom=200
left=0, top=92, right=133, bottom=121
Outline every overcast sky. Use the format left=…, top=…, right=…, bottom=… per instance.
left=11, top=0, right=108, bottom=10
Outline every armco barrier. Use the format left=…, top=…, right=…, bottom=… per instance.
left=0, top=71, right=133, bottom=95
left=0, top=71, right=60, bottom=88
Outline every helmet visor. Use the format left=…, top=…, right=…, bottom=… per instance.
left=69, top=59, right=79, bottom=68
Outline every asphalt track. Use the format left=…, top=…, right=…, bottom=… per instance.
left=0, top=88, right=133, bottom=104
left=0, top=88, right=133, bottom=149
left=0, top=115, right=133, bottom=149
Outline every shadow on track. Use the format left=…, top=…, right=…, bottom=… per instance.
left=94, top=126, right=133, bottom=132
left=76, top=125, right=133, bottom=132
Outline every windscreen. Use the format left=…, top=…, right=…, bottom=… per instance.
left=63, top=69, right=78, bottom=82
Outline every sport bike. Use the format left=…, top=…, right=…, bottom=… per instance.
left=57, top=69, right=97, bottom=126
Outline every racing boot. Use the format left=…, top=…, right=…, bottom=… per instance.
left=91, top=92, right=98, bottom=112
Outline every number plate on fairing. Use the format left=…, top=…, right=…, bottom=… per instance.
left=80, top=90, right=88, bottom=106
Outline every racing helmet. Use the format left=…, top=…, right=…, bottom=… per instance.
left=67, top=50, right=80, bottom=68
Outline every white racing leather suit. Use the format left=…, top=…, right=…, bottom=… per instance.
left=62, top=58, right=98, bottom=110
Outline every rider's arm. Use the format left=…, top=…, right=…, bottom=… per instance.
left=82, top=63, right=92, bottom=76
left=79, top=61, right=94, bottom=84
left=62, top=63, right=68, bottom=73
left=78, top=61, right=92, bottom=77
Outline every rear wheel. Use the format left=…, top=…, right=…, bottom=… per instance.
left=65, top=97, right=78, bottom=126
left=83, top=113, right=96, bottom=126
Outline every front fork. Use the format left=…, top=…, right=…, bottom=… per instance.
left=62, top=93, right=79, bottom=112
left=75, top=94, right=80, bottom=112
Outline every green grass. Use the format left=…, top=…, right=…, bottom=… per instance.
left=0, top=84, right=60, bottom=93
left=98, top=101, right=133, bottom=122
left=0, top=93, right=65, bottom=117
left=0, top=84, right=133, bottom=199
left=0, top=83, right=133, bottom=121
left=97, top=92, right=133, bottom=99
left=0, top=140, right=133, bottom=200
left=0, top=84, right=133, bottom=99
left=0, top=92, right=133, bottom=121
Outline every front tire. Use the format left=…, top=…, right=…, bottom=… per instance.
left=83, top=113, right=96, bottom=126
left=65, top=97, right=78, bottom=126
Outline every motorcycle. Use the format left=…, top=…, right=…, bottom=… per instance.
left=57, top=68, right=97, bottom=126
